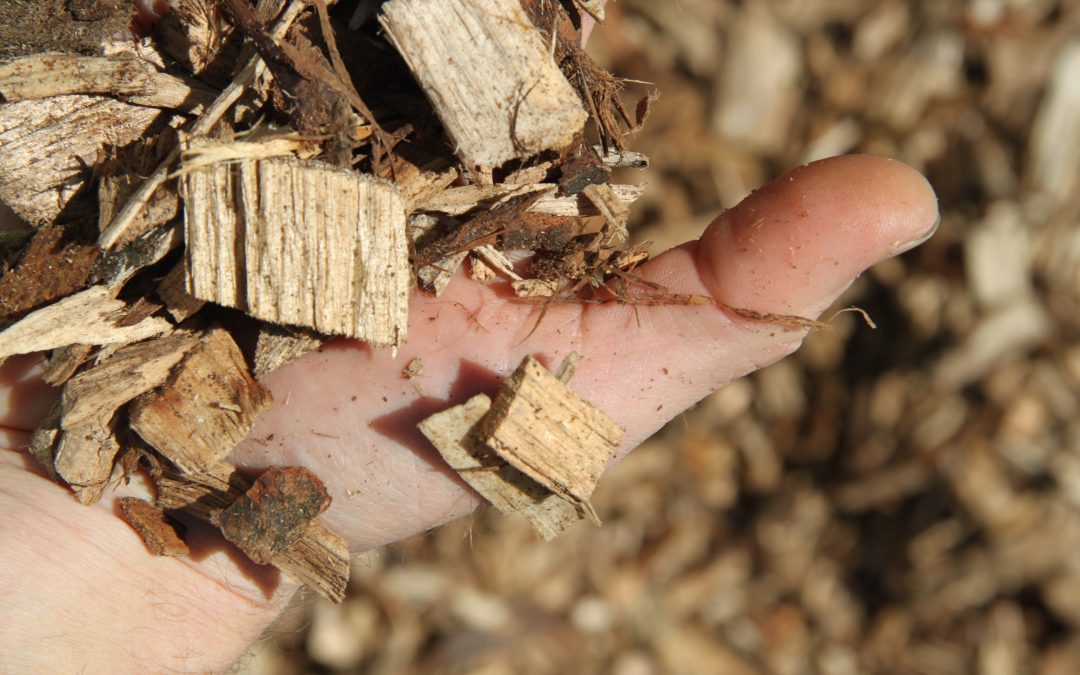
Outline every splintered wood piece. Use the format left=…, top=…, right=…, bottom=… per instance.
left=156, top=0, right=234, bottom=75
left=60, top=330, right=199, bottom=430
left=253, top=324, right=323, bottom=379
left=0, top=286, right=171, bottom=360
left=155, top=262, right=205, bottom=324
left=29, top=401, right=61, bottom=480
left=473, top=246, right=523, bottom=281
left=117, top=497, right=189, bottom=556
left=594, top=146, right=649, bottom=168
left=130, top=328, right=273, bottom=485
left=0, top=95, right=162, bottom=225
left=54, top=419, right=120, bottom=505
left=410, top=213, right=468, bottom=297
left=183, top=156, right=410, bottom=347
left=402, top=357, right=423, bottom=379
left=419, top=183, right=647, bottom=217
left=512, top=278, right=561, bottom=299
left=42, top=344, right=95, bottom=386
left=271, top=521, right=350, bottom=603
left=473, top=356, right=624, bottom=524
left=0, top=53, right=151, bottom=101
left=574, top=0, right=605, bottom=23
left=217, top=466, right=331, bottom=565
left=380, top=0, right=587, bottom=168
left=417, top=394, right=581, bottom=541
left=582, top=182, right=630, bottom=246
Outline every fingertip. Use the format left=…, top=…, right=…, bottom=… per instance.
left=698, top=154, right=939, bottom=319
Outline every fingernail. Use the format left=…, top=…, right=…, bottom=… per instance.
left=893, top=213, right=940, bottom=255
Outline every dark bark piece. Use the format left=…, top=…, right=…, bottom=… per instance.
left=0, top=0, right=133, bottom=60
left=0, top=220, right=99, bottom=321
left=217, top=466, right=332, bottom=565
left=117, top=497, right=189, bottom=556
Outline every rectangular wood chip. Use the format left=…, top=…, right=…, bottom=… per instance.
left=182, top=155, right=409, bottom=347
left=473, top=356, right=624, bottom=524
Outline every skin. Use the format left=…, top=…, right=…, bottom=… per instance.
left=0, top=2, right=939, bottom=671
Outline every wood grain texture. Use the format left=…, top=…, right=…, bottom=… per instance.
left=0, top=286, right=172, bottom=360
left=418, top=393, right=582, bottom=541
left=183, top=156, right=410, bottom=347
left=473, top=356, right=624, bottom=524
left=380, top=0, right=587, bottom=168
left=130, top=328, right=273, bottom=486
left=0, top=95, right=161, bottom=224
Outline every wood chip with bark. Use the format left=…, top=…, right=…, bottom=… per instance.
left=182, top=155, right=410, bottom=347
left=117, top=497, right=190, bottom=556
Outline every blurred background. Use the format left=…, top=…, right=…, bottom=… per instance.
left=240, top=1, right=1080, bottom=672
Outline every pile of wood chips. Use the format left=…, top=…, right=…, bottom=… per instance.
left=234, top=1, right=1080, bottom=673
left=0, top=0, right=668, bottom=603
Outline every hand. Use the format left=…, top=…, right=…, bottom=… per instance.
left=0, top=153, right=938, bottom=671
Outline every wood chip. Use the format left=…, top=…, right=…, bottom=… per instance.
left=380, top=0, right=587, bottom=168
left=0, top=220, right=99, bottom=321
left=512, top=278, right=560, bottom=298
left=0, top=286, right=171, bottom=360
left=402, top=357, right=423, bottom=379
left=253, top=324, right=323, bottom=379
left=472, top=356, right=624, bottom=524
left=29, top=401, right=61, bottom=480
left=182, top=156, right=410, bottom=347
left=155, top=261, right=205, bottom=324
left=42, top=344, right=94, bottom=386
left=271, top=521, right=350, bottom=604
left=130, top=328, right=273, bottom=486
left=0, top=95, right=162, bottom=224
left=419, top=183, right=647, bottom=218
left=54, top=420, right=120, bottom=505
left=217, top=466, right=331, bottom=565
left=417, top=394, right=580, bottom=541
left=117, top=497, right=190, bottom=556
left=0, top=53, right=151, bottom=101
left=582, top=182, right=630, bottom=246
left=155, top=468, right=351, bottom=603
left=60, top=330, right=200, bottom=430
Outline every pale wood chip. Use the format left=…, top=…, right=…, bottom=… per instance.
left=512, top=278, right=561, bottom=298
left=380, top=0, right=587, bottom=168
left=419, top=183, right=647, bottom=217
left=271, top=521, right=351, bottom=604
left=418, top=394, right=581, bottom=541
left=0, top=53, right=151, bottom=101
left=54, top=419, right=120, bottom=505
left=473, top=356, right=624, bottom=525
left=182, top=156, right=410, bottom=347
left=253, top=324, right=323, bottom=379
left=582, top=183, right=630, bottom=247
left=0, top=95, right=162, bottom=225
left=0, top=286, right=171, bottom=360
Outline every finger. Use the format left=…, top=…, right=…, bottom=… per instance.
left=233, top=155, right=938, bottom=551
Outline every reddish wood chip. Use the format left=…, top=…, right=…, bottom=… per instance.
left=217, top=466, right=331, bottom=565
left=117, top=497, right=189, bottom=556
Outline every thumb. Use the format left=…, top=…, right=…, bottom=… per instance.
left=567, top=154, right=939, bottom=450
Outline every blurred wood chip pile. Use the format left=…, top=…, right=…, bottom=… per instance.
left=241, top=0, right=1080, bottom=673
left=0, top=0, right=657, bottom=602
